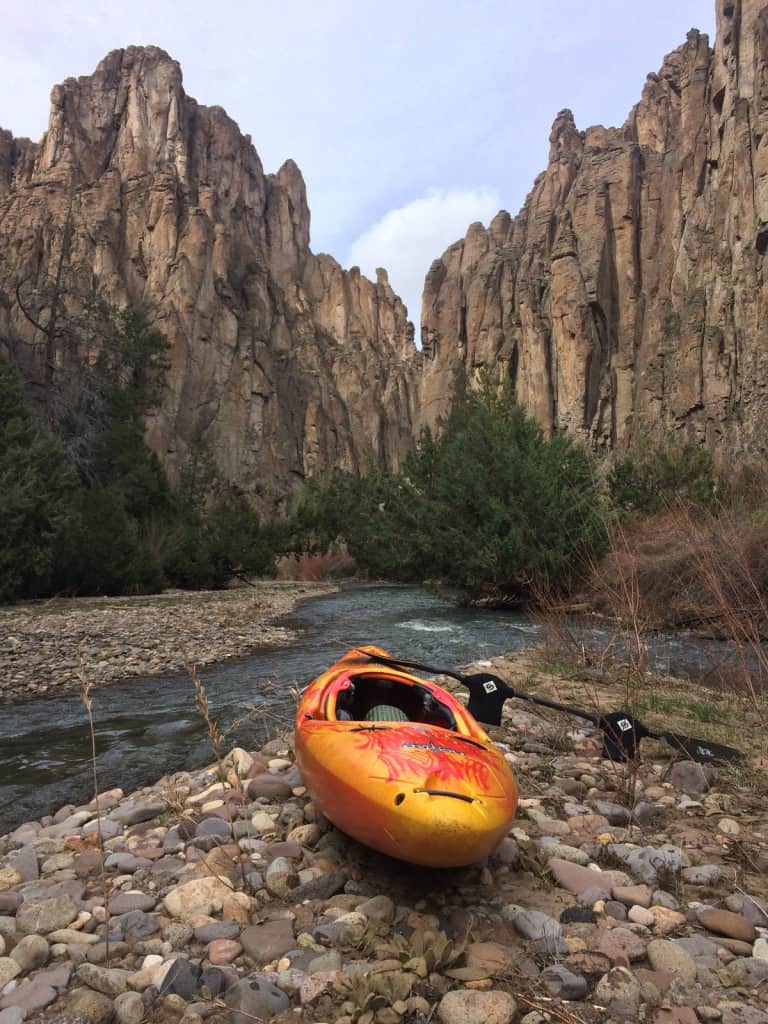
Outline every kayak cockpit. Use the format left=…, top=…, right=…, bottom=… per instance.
left=326, top=672, right=457, bottom=730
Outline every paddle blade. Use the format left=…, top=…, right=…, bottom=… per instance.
left=648, top=730, right=745, bottom=764
left=462, top=673, right=516, bottom=726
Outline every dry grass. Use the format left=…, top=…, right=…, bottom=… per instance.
left=78, top=656, right=111, bottom=964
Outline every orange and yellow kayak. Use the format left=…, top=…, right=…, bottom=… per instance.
left=294, top=646, right=518, bottom=867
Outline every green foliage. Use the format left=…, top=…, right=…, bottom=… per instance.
left=290, top=374, right=607, bottom=599
left=1, top=306, right=284, bottom=602
left=608, top=434, right=716, bottom=517
left=51, top=487, right=166, bottom=596
left=166, top=489, right=283, bottom=590
left=0, top=358, right=76, bottom=601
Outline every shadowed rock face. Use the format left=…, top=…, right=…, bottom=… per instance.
left=419, top=0, right=768, bottom=458
left=0, top=46, right=418, bottom=512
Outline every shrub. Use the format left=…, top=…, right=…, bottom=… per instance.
left=608, top=434, right=716, bottom=516
left=289, top=375, right=607, bottom=600
left=0, top=358, right=76, bottom=602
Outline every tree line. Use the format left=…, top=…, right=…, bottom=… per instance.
left=1, top=306, right=719, bottom=604
left=1, top=307, right=279, bottom=602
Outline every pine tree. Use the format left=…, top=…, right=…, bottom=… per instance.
left=0, top=358, right=75, bottom=601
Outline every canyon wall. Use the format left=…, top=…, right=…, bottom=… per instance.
left=419, top=0, right=768, bottom=459
left=0, top=47, right=418, bottom=512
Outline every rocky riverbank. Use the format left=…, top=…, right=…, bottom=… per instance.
left=0, top=584, right=337, bottom=703
left=0, top=657, right=766, bottom=1024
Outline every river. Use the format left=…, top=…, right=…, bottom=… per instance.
left=0, top=583, right=750, bottom=834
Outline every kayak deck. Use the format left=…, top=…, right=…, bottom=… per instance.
left=294, top=648, right=519, bottom=867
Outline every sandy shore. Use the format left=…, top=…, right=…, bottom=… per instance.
left=0, top=582, right=338, bottom=703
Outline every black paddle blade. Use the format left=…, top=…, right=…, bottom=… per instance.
left=461, top=673, right=516, bottom=726
left=647, top=729, right=745, bottom=764
left=597, top=712, right=651, bottom=762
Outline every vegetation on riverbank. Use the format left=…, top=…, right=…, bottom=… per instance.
left=0, top=307, right=285, bottom=602
left=4, top=305, right=767, bottom=670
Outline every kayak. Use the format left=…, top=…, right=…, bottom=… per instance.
left=294, top=646, right=519, bottom=867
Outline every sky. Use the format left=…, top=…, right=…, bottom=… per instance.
left=1, top=0, right=716, bottom=331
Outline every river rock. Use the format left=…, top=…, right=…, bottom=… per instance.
left=225, top=976, right=290, bottom=1024
left=681, top=865, right=721, bottom=885
left=65, top=987, right=115, bottom=1024
left=0, top=981, right=58, bottom=1013
left=194, top=921, right=241, bottom=943
left=108, top=892, right=157, bottom=915
left=438, top=989, right=517, bottom=1024
left=159, top=957, right=201, bottom=999
left=613, top=884, right=652, bottom=908
left=16, top=894, right=79, bottom=934
left=541, top=964, right=588, bottom=1000
left=114, top=990, right=145, bottom=1024
left=78, top=963, right=132, bottom=996
left=0, top=1009, right=25, bottom=1024
left=208, top=939, right=242, bottom=964
left=247, top=775, right=293, bottom=801
left=241, top=920, right=295, bottom=963
left=111, top=910, right=161, bottom=939
left=110, top=801, right=165, bottom=826
left=163, top=877, right=234, bottom=918
left=594, top=967, right=641, bottom=1017
left=548, top=859, right=615, bottom=896
left=697, top=908, right=757, bottom=942
left=647, top=939, right=697, bottom=982
left=668, top=761, right=709, bottom=796
left=0, top=958, right=21, bottom=988
left=598, top=927, right=648, bottom=963
left=264, top=857, right=299, bottom=898
left=9, top=934, right=49, bottom=972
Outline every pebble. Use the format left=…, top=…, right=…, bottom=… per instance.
left=225, top=975, right=290, bottom=1024
left=437, top=989, right=517, bottom=1024
left=646, top=939, right=698, bottom=982
left=668, top=761, right=710, bottom=796
left=65, top=986, right=115, bottom=1024
left=114, top=990, right=145, bottom=1024
left=594, top=966, right=641, bottom=1015
left=208, top=939, right=242, bottom=964
left=697, top=908, right=758, bottom=943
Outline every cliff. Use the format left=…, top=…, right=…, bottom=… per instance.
left=0, top=47, right=417, bottom=512
left=419, top=0, right=768, bottom=458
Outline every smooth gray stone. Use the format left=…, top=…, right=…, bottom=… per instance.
left=9, top=847, right=39, bottom=884
left=225, top=976, right=289, bottom=1024
left=111, top=910, right=160, bottom=939
left=194, top=921, right=241, bottom=943
left=541, top=964, right=588, bottom=1000
left=159, top=958, right=201, bottom=1000
left=110, top=802, right=166, bottom=827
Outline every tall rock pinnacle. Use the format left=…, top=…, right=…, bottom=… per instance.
left=0, top=47, right=418, bottom=511
left=419, top=0, right=768, bottom=459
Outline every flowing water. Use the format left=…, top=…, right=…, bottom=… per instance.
left=0, top=584, right=752, bottom=834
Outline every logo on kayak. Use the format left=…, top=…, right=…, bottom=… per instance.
left=402, top=742, right=466, bottom=756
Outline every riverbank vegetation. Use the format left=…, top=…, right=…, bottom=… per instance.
left=289, top=374, right=608, bottom=602
left=0, top=307, right=282, bottom=602
left=3, top=306, right=767, bottom=665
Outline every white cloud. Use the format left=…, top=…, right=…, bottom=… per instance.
left=347, top=187, right=502, bottom=337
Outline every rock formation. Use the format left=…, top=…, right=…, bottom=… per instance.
left=0, top=47, right=417, bottom=512
left=420, top=0, right=768, bottom=459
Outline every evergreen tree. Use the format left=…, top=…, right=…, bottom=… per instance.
left=0, top=358, right=75, bottom=601
left=289, top=376, right=607, bottom=599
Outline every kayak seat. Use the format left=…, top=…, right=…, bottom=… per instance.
left=335, top=674, right=456, bottom=729
left=365, top=704, right=410, bottom=722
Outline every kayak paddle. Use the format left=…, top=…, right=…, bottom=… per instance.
left=354, top=650, right=744, bottom=765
